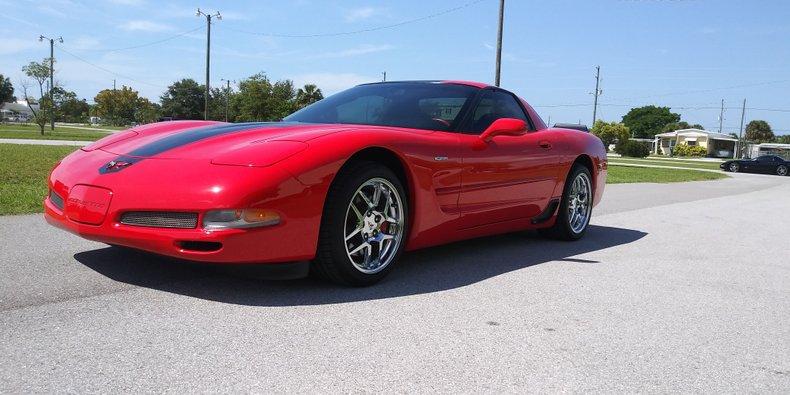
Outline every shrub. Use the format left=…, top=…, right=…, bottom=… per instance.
left=673, top=144, right=707, bottom=157
left=615, top=140, right=651, bottom=158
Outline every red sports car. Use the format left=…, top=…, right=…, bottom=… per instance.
left=45, top=80, right=607, bottom=285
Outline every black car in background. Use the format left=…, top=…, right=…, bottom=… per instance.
left=721, top=155, right=789, bottom=176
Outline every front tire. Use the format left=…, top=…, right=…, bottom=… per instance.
left=312, top=161, right=408, bottom=286
left=539, top=164, right=593, bottom=241
left=728, top=162, right=739, bottom=172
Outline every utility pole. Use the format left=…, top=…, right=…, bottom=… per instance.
left=494, top=0, right=505, bottom=86
left=592, top=65, right=601, bottom=127
left=39, top=35, right=62, bottom=131
left=382, top=71, right=387, bottom=82
left=197, top=8, right=221, bottom=120
left=738, top=98, right=746, bottom=158
left=718, top=99, right=725, bottom=133
left=221, top=79, right=232, bottom=122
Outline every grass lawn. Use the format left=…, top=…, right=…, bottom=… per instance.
left=607, top=165, right=729, bottom=184
left=0, top=124, right=112, bottom=141
left=608, top=157, right=725, bottom=171
left=0, top=144, right=79, bottom=215
left=0, top=143, right=730, bottom=215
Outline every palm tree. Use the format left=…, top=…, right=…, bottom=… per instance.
left=295, top=84, right=323, bottom=109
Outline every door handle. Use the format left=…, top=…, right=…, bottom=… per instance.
left=539, top=141, right=552, bottom=149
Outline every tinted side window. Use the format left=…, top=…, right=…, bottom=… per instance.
left=463, top=90, right=528, bottom=134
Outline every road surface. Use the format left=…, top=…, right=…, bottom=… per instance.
left=1, top=172, right=788, bottom=392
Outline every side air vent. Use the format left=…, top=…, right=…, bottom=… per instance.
left=120, top=211, right=198, bottom=229
left=49, top=190, right=65, bottom=211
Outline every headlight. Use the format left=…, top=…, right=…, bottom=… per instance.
left=203, top=209, right=281, bottom=230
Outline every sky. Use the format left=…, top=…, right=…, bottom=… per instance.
left=1, top=0, right=789, bottom=135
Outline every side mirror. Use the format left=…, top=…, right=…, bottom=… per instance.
left=480, top=118, right=528, bottom=142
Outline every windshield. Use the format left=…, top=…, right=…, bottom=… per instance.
left=284, top=82, right=479, bottom=131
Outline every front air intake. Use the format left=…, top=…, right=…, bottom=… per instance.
left=120, top=211, right=198, bottom=229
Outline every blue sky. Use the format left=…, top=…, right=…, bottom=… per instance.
left=1, top=0, right=788, bottom=135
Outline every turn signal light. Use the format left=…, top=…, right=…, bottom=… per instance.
left=203, top=209, right=281, bottom=230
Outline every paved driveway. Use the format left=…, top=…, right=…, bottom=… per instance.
left=1, top=173, right=789, bottom=392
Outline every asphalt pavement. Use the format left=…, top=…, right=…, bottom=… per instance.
left=1, top=172, right=789, bottom=392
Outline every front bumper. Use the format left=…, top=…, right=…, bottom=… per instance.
left=44, top=149, right=324, bottom=264
left=44, top=197, right=314, bottom=264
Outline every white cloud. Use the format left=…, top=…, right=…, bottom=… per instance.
left=120, top=20, right=173, bottom=32
left=0, top=38, right=37, bottom=55
left=36, top=5, right=68, bottom=18
left=290, top=73, right=376, bottom=94
left=309, top=44, right=393, bottom=59
left=344, top=6, right=381, bottom=22
left=218, top=11, right=249, bottom=21
left=70, top=36, right=102, bottom=50
left=1, top=14, right=40, bottom=28
left=108, top=0, right=145, bottom=5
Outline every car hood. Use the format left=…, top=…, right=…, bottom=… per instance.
left=96, top=122, right=351, bottom=160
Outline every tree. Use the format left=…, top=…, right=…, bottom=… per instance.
left=661, top=121, right=691, bottom=133
left=0, top=74, right=15, bottom=103
left=51, top=87, right=90, bottom=123
left=744, top=120, right=774, bottom=143
left=94, top=86, right=154, bottom=126
left=621, top=105, right=680, bottom=138
left=590, top=120, right=630, bottom=150
left=208, top=86, right=236, bottom=121
left=776, top=135, right=790, bottom=144
left=22, top=60, right=53, bottom=134
left=270, top=79, right=297, bottom=119
left=295, top=84, right=323, bottom=109
left=232, top=73, right=273, bottom=121
left=18, top=80, right=50, bottom=134
left=160, top=78, right=205, bottom=120
left=135, top=99, right=160, bottom=124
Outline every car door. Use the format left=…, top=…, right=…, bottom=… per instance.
left=456, top=89, right=560, bottom=229
left=751, top=156, right=775, bottom=173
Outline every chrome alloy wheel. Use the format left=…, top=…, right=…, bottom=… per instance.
left=567, top=172, right=592, bottom=234
left=343, top=177, right=404, bottom=274
left=778, top=165, right=788, bottom=176
left=729, top=162, right=739, bottom=172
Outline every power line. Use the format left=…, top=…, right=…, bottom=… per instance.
left=607, top=79, right=790, bottom=102
left=63, top=26, right=204, bottom=53
left=534, top=102, right=790, bottom=113
left=55, top=44, right=164, bottom=88
left=225, top=0, right=488, bottom=38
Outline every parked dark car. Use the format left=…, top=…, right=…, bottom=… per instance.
left=721, top=155, right=789, bottom=176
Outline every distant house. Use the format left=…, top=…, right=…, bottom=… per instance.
left=654, top=128, right=739, bottom=158
left=0, top=100, right=40, bottom=122
left=746, top=143, right=790, bottom=160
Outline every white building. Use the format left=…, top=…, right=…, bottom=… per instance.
left=0, top=100, right=40, bottom=122
left=746, top=143, right=790, bottom=160
left=654, top=128, right=739, bottom=158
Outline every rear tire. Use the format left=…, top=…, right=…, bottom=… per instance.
left=312, top=161, right=408, bottom=286
left=777, top=165, right=788, bottom=176
left=539, top=164, right=593, bottom=241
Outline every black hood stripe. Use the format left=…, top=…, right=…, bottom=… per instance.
left=99, top=122, right=296, bottom=174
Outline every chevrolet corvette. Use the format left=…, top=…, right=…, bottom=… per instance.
left=45, top=80, right=607, bottom=285
left=720, top=155, right=788, bottom=176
